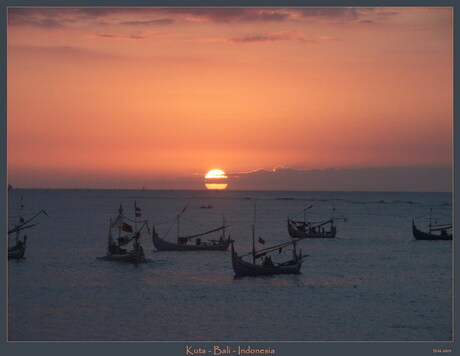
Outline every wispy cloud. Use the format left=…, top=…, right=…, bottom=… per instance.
left=154, top=7, right=399, bottom=24
left=156, top=8, right=292, bottom=23
left=8, top=7, right=176, bottom=28
left=296, top=7, right=399, bottom=24
left=120, top=18, right=175, bottom=26
left=190, top=31, right=339, bottom=45
left=90, top=32, right=146, bottom=40
left=227, top=166, right=452, bottom=192
left=129, top=32, right=146, bottom=40
left=8, top=45, right=119, bottom=60
left=228, top=33, right=293, bottom=44
left=8, top=7, right=400, bottom=28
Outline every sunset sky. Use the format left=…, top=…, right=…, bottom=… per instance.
left=7, top=7, right=453, bottom=190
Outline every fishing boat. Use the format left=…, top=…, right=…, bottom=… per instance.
left=152, top=207, right=231, bottom=251
left=231, top=203, right=304, bottom=276
left=8, top=199, right=47, bottom=260
left=412, top=209, right=452, bottom=241
left=106, top=202, right=148, bottom=262
left=287, top=206, right=337, bottom=239
left=8, top=239, right=26, bottom=259
left=200, top=204, right=213, bottom=209
left=231, top=240, right=303, bottom=277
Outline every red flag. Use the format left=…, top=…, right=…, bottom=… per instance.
left=258, top=237, right=265, bottom=244
left=122, top=222, right=133, bottom=233
left=135, top=212, right=141, bottom=217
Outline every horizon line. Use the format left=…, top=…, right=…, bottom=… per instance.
left=6, top=187, right=453, bottom=194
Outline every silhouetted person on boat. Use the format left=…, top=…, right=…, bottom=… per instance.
left=263, top=255, right=274, bottom=266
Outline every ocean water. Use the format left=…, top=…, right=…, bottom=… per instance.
left=7, top=189, right=452, bottom=341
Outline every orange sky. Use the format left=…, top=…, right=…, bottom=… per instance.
left=7, top=7, right=453, bottom=189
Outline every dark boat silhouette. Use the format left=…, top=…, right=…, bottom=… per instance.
left=231, top=203, right=305, bottom=277
left=8, top=198, right=47, bottom=260
left=287, top=206, right=337, bottom=239
left=105, top=203, right=147, bottom=263
left=412, top=220, right=452, bottom=240
left=231, top=240, right=303, bottom=277
left=152, top=206, right=231, bottom=251
left=412, top=208, right=452, bottom=240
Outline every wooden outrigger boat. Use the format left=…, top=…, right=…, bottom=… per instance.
left=152, top=207, right=231, bottom=251
left=231, top=240, right=303, bottom=277
left=412, top=209, right=452, bottom=241
left=106, top=203, right=148, bottom=263
left=8, top=199, right=47, bottom=260
left=287, top=206, right=337, bottom=239
left=288, top=218, right=336, bottom=238
left=8, top=238, right=27, bottom=259
left=231, top=203, right=305, bottom=277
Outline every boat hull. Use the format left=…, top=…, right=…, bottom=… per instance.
left=106, top=247, right=145, bottom=263
left=8, top=244, right=25, bottom=260
left=412, top=221, right=452, bottom=240
left=287, top=219, right=336, bottom=238
left=152, top=233, right=231, bottom=251
left=231, top=253, right=302, bottom=276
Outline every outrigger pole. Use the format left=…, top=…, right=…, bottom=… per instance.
left=8, top=209, right=48, bottom=235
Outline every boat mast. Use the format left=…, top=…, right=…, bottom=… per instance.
left=134, top=201, right=137, bottom=235
left=304, top=205, right=313, bottom=225
left=16, top=197, right=24, bottom=245
left=429, top=208, right=432, bottom=234
left=108, top=218, right=113, bottom=244
left=15, top=227, right=20, bottom=245
left=118, top=203, right=123, bottom=239
left=252, top=201, right=257, bottom=264
left=222, top=213, right=226, bottom=239
left=177, top=214, right=180, bottom=242
left=108, top=218, right=114, bottom=253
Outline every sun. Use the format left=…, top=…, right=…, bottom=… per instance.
left=205, top=169, right=228, bottom=190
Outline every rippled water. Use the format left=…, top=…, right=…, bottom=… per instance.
left=7, top=189, right=452, bottom=341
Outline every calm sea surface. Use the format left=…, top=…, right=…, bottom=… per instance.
left=7, top=189, right=452, bottom=341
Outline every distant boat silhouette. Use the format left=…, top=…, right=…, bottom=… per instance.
left=412, top=209, right=452, bottom=240
left=8, top=199, right=47, bottom=260
left=287, top=206, right=337, bottom=239
left=231, top=241, right=303, bottom=277
left=231, top=204, right=305, bottom=276
left=152, top=206, right=231, bottom=251
left=106, top=203, right=147, bottom=262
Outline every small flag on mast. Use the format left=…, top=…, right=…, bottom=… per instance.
left=122, top=222, right=133, bottom=233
